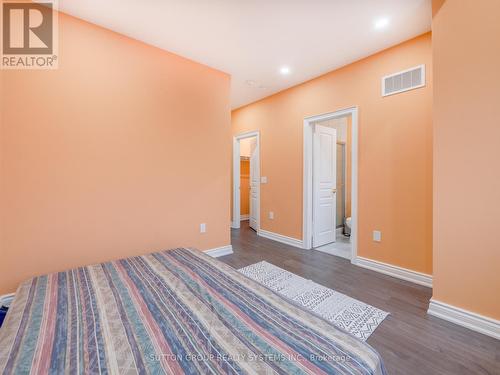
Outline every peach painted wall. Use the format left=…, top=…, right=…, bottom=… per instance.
left=432, top=0, right=500, bottom=319
left=232, top=33, right=433, bottom=274
left=0, top=13, right=231, bottom=294
left=239, top=137, right=254, bottom=158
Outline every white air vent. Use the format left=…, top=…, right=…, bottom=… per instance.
left=382, top=64, right=425, bottom=97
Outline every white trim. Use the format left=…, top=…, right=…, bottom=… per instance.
left=381, top=64, right=426, bottom=97
left=232, top=131, right=260, bottom=230
left=204, top=245, right=234, bottom=258
left=303, top=106, right=358, bottom=262
left=258, top=229, right=304, bottom=249
left=0, top=293, right=15, bottom=307
left=353, top=256, right=433, bottom=288
left=428, top=299, right=500, bottom=340
left=240, top=214, right=249, bottom=221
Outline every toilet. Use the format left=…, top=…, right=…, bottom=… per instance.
left=344, top=217, right=352, bottom=236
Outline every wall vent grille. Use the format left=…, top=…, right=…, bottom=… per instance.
left=382, top=64, right=425, bottom=97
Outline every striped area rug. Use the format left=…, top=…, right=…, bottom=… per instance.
left=239, top=261, right=389, bottom=341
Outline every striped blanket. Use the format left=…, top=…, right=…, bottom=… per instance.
left=0, top=248, right=386, bottom=374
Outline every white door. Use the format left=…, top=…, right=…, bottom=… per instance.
left=313, top=125, right=337, bottom=247
left=249, top=138, right=259, bottom=231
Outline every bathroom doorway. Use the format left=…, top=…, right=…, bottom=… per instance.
left=303, top=107, right=358, bottom=261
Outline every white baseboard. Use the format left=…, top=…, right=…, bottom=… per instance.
left=204, top=245, right=233, bottom=258
left=240, top=215, right=249, bottom=221
left=353, top=256, right=432, bottom=288
left=257, top=229, right=304, bottom=249
left=428, top=299, right=500, bottom=340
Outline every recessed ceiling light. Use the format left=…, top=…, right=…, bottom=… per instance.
left=279, top=66, right=291, bottom=75
left=374, top=17, right=389, bottom=30
left=245, top=80, right=257, bottom=87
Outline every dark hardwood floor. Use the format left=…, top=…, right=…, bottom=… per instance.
left=219, top=222, right=500, bottom=375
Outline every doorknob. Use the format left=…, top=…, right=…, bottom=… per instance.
left=332, top=188, right=337, bottom=193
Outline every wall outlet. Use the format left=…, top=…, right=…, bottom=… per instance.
left=269, top=211, right=274, bottom=220
left=373, top=230, right=382, bottom=242
left=200, top=223, right=206, bottom=233
left=261, top=176, right=268, bottom=184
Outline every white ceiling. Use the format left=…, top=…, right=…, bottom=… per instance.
left=59, top=0, right=431, bottom=109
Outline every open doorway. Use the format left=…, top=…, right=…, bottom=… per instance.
left=303, top=107, right=358, bottom=261
left=232, top=131, right=260, bottom=231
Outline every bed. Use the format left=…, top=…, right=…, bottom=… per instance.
left=0, top=248, right=386, bottom=374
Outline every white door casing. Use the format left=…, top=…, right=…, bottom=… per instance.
left=313, top=124, right=337, bottom=247
left=249, top=138, right=259, bottom=230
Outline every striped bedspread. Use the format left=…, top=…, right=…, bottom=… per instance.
left=0, top=248, right=386, bottom=374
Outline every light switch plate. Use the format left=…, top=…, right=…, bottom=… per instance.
left=269, top=211, right=274, bottom=219
left=200, top=223, right=206, bottom=233
left=373, top=230, right=381, bottom=242
left=261, top=176, right=268, bottom=184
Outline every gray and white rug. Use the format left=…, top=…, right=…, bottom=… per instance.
left=239, top=261, right=389, bottom=341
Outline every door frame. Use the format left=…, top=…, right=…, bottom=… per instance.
left=303, top=107, right=358, bottom=262
left=232, top=131, right=260, bottom=230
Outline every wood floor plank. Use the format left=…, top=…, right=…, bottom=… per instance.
left=220, top=223, right=500, bottom=375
